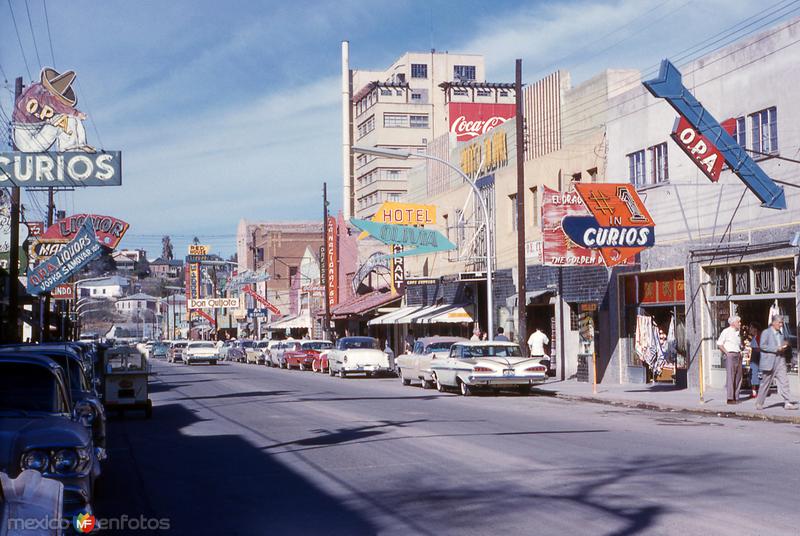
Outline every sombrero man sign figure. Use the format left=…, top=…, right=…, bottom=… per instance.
left=12, top=67, right=94, bottom=153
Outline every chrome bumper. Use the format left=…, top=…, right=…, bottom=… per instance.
left=465, top=374, right=546, bottom=386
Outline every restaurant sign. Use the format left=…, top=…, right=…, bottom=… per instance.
left=561, top=184, right=655, bottom=267
left=27, top=219, right=103, bottom=295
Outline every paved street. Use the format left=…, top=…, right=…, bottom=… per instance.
left=97, top=360, right=800, bottom=536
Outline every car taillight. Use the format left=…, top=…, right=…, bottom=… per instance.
left=525, top=366, right=546, bottom=373
left=473, top=366, right=493, bottom=373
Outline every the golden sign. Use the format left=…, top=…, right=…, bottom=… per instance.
left=459, top=131, right=508, bottom=178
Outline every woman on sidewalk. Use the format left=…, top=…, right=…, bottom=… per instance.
left=747, top=323, right=761, bottom=399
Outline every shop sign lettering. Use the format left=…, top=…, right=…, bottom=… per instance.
left=753, top=265, right=774, bottom=294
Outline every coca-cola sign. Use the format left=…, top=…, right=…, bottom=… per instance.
left=449, top=103, right=515, bottom=142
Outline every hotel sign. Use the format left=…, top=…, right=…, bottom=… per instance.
left=350, top=218, right=456, bottom=257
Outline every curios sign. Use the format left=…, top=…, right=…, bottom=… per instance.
left=561, top=184, right=655, bottom=267
left=449, top=102, right=515, bottom=142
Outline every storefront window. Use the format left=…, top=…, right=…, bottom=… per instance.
left=753, top=264, right=774, bottom=294
left=711, top=268, right=729, bottom=296
left=777, top=262, right=796, bottom=293
left=732, top=267, right=750, bottom=295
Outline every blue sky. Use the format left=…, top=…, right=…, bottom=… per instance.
left=1, top=0, right=795, bottom=258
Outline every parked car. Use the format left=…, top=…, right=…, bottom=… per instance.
left=0, top=353, right=102, bottom=519
left=430, top=341, right=548, bottom=396
left=150, top=342, right=169, bottom=359
left=312, top=347, right=332, bottom=373
left=0, top=345, right=107, bottom=453
left=184, top=341, right=219, bottom=365
left=218, top=341, right=234, bottom=361
left=395, top=336, right=466, bottom=389
left=263, top=340, right=283, bottom=367
left=168, top=341, right=188, bottom=363
left=327, top=337, right=392, bottom=378
left=268, top=342, right=287, bottom=367
left=275, top=341, right=302, bottom=368
left=255, top=341, right=271, bottom=365
left=239, top=340, right=263, bottom=365
left=284, top=340, right=334, bottom=370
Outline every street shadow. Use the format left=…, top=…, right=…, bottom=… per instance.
left=179, top=389, right=294, bottom=401
left=95, top=402, right=378, bottom=535
left=367, top=453, right=744, bottom=536
left=263, top=419, right=428, bottom=450
left=624, top=384, right=686, bottom=393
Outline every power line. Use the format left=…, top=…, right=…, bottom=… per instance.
left=23, top=0, right=43, bottom=70
left=7, top=0, right=33, bottom=80
left=42, top=0, right=56, bottom=67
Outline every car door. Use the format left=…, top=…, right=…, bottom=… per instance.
left=436, top=346, right=458, bottom=386
left=410, top=341, right=425, bottom=378
left=331, top=340, right=345, bottom=371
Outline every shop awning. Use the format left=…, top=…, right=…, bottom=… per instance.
left=330, top=288, right=401, bottom=319
left=268, top=312, right=312, bottom=330
left=367, top=305, right=423, bottom=326
left=410, top=304, right=454, bottom=324
left=506, top=289, right=554, bottom=309
left=425, top=304, right=474, bottom=324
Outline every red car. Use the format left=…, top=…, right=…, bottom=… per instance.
left=283, top=340, right=333, bottom=370
left=312, top=348, right=333, bottom=373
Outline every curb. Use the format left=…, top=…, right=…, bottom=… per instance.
left=533, top=390, right=800, bottom=424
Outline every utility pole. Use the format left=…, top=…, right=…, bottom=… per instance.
left=42, top=187, right=55, bottom=341
left=515, top=59, right=528, bottom=355
left=322, top=182, right=332, bottom=340
left=7, top=77, right=23, bottom=343
left=251, top=228, right=258, bottom=339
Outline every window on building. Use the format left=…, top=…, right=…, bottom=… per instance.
left=454, top=65, right=476, bottom=81
left=386, top=169, right=401, bottom=180
left=509, top=194, right=518, bottom=231
left=499, top=90, right=509, bottom=97
left=453, top=88, right=468, bottom=96
left=530, top=186, right=539, bottom=227
left=733, top=116, right=746, bottom=148
left=380, top=88, right=392, bottom=96
left=411, top=63, right=428, bottom=79
left=409, top=114, right=429, bottom=128
left=627, top=150, right=646, bottom=186
left=587, top=168, right=598, bottom=182
left=357, top=115, right=375, bottom=139
left=476, top=89, right=491, bottom=97
left=387, top=192, right=402, bottom=202
left=648, top=142, right=669, bottom=184
left=750, top=106, right=778, bottom=155
left=384, top=113, right=408, bottom=128
left=410, top=89, right=428, bottom=103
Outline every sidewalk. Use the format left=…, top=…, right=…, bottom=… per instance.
left=533, top=379, right=800, bottom=424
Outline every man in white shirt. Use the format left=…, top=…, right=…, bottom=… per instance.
left=716, top=315, right=743, bottom=404
left=528, top=329, right=550, bottom=357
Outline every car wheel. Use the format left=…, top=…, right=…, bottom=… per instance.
left=421, top=379, right=432, bottom=390
left=329, top=366, right=335, bottom=376
left=339, top=369, right=346, bottom=378
left=434, top=374, right=446, bottom=392
left=399, top=369, right=411, bottom=386
left=460, top=381, right=474, bottom=397
left=517, top=385, right=530, bottom=395
left=210, top=360, right=217, bottom=366
left=299, top=364, right=306, bottom=371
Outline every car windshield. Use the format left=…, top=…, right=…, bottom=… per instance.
left=0, top=363, right=61, bottom=412
left=461, top=345, right=522, bottom=358
left=257, top=342, right=269, bottom=348
left=303, top=341, right=333, bottom=350
left=43, top=353, right=87, bottom=391
left=241, top=341, right=255, bottom=348
left=425, top=342, right=456, bottom=353
left=190, top=343, right=216, bottom=348
left=340, top=337, right=378, bottom=350
left=174, top=343, right=187, bottom=348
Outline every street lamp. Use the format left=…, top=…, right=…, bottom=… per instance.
left=352, top=145, right=495, bottom=341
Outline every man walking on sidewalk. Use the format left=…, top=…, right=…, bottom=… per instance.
left=755, top=315, right=798, bottom=410
left=717, top=315, right=743, bottom=404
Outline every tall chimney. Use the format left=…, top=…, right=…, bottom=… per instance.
left=341, top=41, right=353, bottom=220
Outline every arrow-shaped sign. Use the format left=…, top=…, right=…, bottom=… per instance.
left=350, top=218, right=456, bottom=257
left=193, top=309, right=216, bottom=326
left=243, top=285, right=280, bottom=315
left=643, top=59, right=785, bottom=209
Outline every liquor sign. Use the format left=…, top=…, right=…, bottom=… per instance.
left=350, top=219, right=456, bottom=257
left=449, top=102, right=515, bottom=142
left=670, top=115, right=731, bottom=182
left=34, top=214, right=129, bottom=259
left=541, top=186, right=606, bottom=266
left=358, top=202, right=436, bottom=240
left=52, top=283, right=75, bottom=300
left=27, top=219, right=103, bottom=295
left=561, top=184, right=655, bottom=267
left=187, top=297, right=241, bottom=309
left=243, top=285, right=281, bottom=315
left=326, top=216, right=338, bottom=308
left=644, top=59, right=785, bottom=209
left=188, top=244, right=209, bottom=255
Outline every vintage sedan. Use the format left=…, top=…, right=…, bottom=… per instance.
left=241, top=340, right=264, bottom=365
left=327, top=337, right=392, bottom=378
left=276, top=341, right=303, bottom=368
left=312, top=348, right=333, bottom=373
left=184, top=341, right=219, bottom=365
left=430, top=341, right=548, bottom=396
left=167, top=341, right=188, bottom=363
left=284, top=340, right=333, bottom=370
left=0, top=353, right=102, bottom=518
left=151, top=342, right=169, bottom=359
left=395, top=336, right=466, bottom=389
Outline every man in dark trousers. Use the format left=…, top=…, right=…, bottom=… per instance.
left=755, top=315, right=798, bottom=410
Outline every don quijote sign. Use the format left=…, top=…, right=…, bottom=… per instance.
left=187, top=297, right=242, bottom=309
left=7, top=67, right=122, bottom=187
left=449, top=103, right=516, bottom=142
